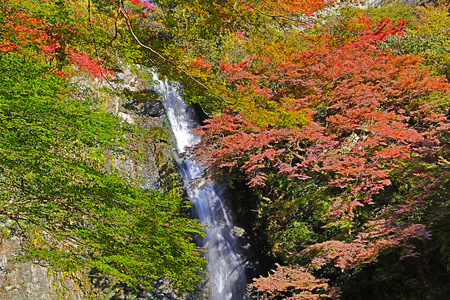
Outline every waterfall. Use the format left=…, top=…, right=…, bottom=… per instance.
left=153, top=74, right=248, bottom=300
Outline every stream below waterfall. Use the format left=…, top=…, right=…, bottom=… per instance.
left=153, top=74, right=248, bottom=300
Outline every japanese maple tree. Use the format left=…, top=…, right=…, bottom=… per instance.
left=173, top=1, right=450, bottom=298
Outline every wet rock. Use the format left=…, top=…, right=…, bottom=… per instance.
left=142, top=100, right=165, bottom=118
left=232, top=226, right=245, bottom=238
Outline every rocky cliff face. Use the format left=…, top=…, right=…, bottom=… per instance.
left=0, top=233, right=83, bottom=300
left=0, top=66, right=182, bottom=300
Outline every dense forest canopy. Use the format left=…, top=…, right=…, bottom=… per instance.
left=1, top=0, right=449, bottom=299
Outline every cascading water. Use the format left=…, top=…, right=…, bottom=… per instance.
left=152, top=74, right=248, bottom=300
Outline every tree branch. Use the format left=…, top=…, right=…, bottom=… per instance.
left=118, top=6, right=228, bottom=103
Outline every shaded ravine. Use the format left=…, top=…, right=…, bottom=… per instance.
left=153, top=74, right=247, bottom=300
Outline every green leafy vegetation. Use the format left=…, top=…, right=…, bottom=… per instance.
left=0, top=0, right=205, bottom=294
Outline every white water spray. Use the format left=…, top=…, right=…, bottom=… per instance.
left=153, top=74, right=247, bottom=300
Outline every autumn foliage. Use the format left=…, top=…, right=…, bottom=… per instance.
left=243, top=0, right=335, bottom=16
left=0, top=0, right=113, bottom=79
left=194, top=44, right=448, bottom=197
left=0, top=2, right=59, bottom=55
left=69, top=48, right=114, bottom=79
left=249, top=264, right=340, bottom=300
left=194, top=51, right=448, bottom=298
left=163, top=1, right=450, bottom=298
